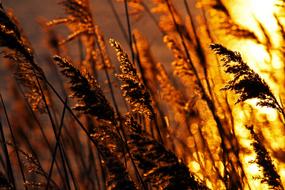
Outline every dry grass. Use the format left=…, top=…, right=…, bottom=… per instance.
left=0, top=0, right=284, bottom=189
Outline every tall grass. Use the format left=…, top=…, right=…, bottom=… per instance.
left=0, top=0, right=284, bottom=189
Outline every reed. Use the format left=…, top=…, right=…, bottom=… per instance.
left=0, top=0, right=284, bottom=189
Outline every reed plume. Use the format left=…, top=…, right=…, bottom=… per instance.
left=0, top=4, right=48, bottom=112
left=206, top=0, right=259, bottom=41
left=46, top=0, right=95, bottom=67
left=90, top=121, right=137, bottom=190
left=132, top=30, right=158, bottom=93
left=47, top=0, right=112, bottom=70
left=94, top=26, right=113, bottom=70
left=46, top=0, right=94, bottom=45
left=156, top=62, right=189, bottom=114
left=109, top=38, right=154, bottom=119
left=210, top=44, right=284, bottom=114
left=19, top=148, right=58, bottom=189
left=0, top=0, right=284, bottom=189
left=5, top=141, right=60, bottom=189
left=53, top=55, right=115, bottom=122
left=124, top=115, right=208, bottom=190
left=151, top=0, right=188, bottom=38
left=246, top=125, right=284, bottom=190
left=125, top=0, right=144, bottom=20
left=163, top=35, right=194, bottom=85
left=0, top=6, right=33, bottom=61
left=54, top=55, right=138, bottom=189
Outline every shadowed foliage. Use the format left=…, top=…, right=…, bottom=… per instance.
left=246, top=125, right=284, bottom=190
left=53, top=55, right=115, bottom=121
left=0, top=0, right=284, bottom=189
left=210, top=44, right=284, bottom=114
left=124, top=115, right=209, bottom=190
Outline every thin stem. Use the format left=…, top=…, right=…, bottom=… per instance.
left=107, top=0, right=129, bottom=42
left=26, top=57, right=71, bottom=190
left=45, top=98, right=70, bottom=190
left=0, top=94, right=27, bottom=190
left=0, top=121, right=16, bottom=189
left=132, top=35, right=164, bottom=143
left=164, top=1, right=242, bottom=188
left=15, top=82, right=66, bottom=184
left=123, top=0, right=135, bottom=63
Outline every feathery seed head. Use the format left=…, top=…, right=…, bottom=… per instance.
left=211, top=44, right=283, bottom=113
left=246, top=125, right=284, bottom=189
left=109, top=38, right=154, bottom=119
left=53, top=55, right=115, bottom=121
left=124, top=115, right=209, bottom=190
left=0, top=4, right=48, bottom=113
